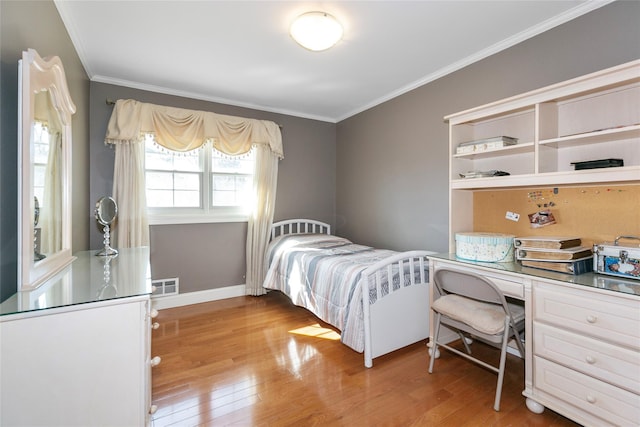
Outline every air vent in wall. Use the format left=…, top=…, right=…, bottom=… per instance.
left=151, top=278, right=179, bottom=298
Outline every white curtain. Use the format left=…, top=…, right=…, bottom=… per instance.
left=41, top=131, right=62, bottom=254
left=104, top=99, right=283, bottom=294
left=105, top=99, right=283, bottom=157
left=245, top=144, right=279, bottom=296
left=112, top=138, right=149, bottom=248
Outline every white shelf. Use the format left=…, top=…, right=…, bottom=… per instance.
left=446, top=59, right=640, bottom=253
left=453, top=142, right=534, bottom=159
left=447, top=60, right=640, bottom=190
left=540, top=124, right=640, bottom=148
left=451, top=166, right=640, bottom=190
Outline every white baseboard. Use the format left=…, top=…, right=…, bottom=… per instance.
left=151, top=284, right=246, bottom=310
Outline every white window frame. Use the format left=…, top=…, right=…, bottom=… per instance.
left=145, top=136, right=255, bottom=225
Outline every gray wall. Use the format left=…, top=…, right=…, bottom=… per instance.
left=2, top=0, right=638, bottom=300
left=336, top=1, right=640, bottom=254
left=90, top=82, right=336, bottom=292
left=0, top=0, right=90, bottom=302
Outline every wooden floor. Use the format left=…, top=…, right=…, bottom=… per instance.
left=151, top=292, right=580, bottom=427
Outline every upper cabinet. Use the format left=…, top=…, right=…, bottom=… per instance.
left=446, top=60, right=640, bottom=190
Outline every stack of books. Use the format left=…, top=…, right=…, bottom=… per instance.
left=514, top=236, right=593, bottom=274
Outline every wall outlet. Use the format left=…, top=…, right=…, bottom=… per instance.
left=506, top=211, right=520, bottom=222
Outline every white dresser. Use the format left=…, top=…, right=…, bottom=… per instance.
left=428, top=254, right=640, bottom=427
left=531, top=277, right=639, bottom=426
left=0, top=247, right=158, bottom=426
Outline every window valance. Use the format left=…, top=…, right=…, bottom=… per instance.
left=104, top=99, right=283, bottom=158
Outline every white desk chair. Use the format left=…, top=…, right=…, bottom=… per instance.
left=428, top=268, right=525, bottom=411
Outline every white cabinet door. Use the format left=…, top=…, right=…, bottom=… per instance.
left=0, top=298, right=147, bottom=427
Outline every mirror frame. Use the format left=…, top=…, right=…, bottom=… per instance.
left=18, top=49, right=76, bottom=290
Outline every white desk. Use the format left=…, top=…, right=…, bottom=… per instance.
left=428, top=254, right=640, bottom=427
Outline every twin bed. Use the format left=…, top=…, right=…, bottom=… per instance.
left=262, top=219, right=436, bottom=367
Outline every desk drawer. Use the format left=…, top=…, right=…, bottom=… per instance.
left=534, top=322, right=640, bottom=394
left=488, top=276, right=524, bottom=299
left=534, top=282, right=640, bottom=349
left=434, top=263, right=524, bottom=299
left=534, top=356, right=640, bottom=427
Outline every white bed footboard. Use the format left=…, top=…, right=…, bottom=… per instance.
left=361, top=250, right=436, bottom=368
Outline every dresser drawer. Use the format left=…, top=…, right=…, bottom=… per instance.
left=534, top=356, right=640, bottom=427
left=534, top=322, right=640, bottom=394
left=534, top=282, right=640, bottom=349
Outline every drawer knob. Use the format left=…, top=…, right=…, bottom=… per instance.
left=586, top=315, right=597, bottom=324
left=150, top=309, right=159, bottom=318
left=152, top=322, right=160, bottom=330
left=586, top=395, right=597, bottom=404
left=151, top=356, right=162, bottom=367
left=149, top=404, right=158, bottom=415
left=585, top=355, right=596, bottom=364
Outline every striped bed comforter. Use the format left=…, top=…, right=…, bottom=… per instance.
left=262, top=233, right=403, bottom=353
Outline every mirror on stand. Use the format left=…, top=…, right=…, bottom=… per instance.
left=95, top=196, right=118, bottom=257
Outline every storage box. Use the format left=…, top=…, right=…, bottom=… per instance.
left=455, top=232, right=515, bottom=262
left=456, top=136, right=518, bottom=154
left=593, top=236, right=640, bottom=280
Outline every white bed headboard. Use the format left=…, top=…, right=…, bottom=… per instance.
left=270, top=219, right=331, bottom=240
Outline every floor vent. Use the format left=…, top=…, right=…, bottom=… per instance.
left=152, top=278, right=179, bottom=298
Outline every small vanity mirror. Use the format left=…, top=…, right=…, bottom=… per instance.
left=95, top=196, right=118, bottom=256
left=18, top=49, right=75, bottom=290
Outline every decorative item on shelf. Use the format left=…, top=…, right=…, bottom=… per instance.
left=456, top=136, right=518, bottom=154
left=95, top=196, right=118, bottom=257
left=455, top=232, right=515, bottom=262
left=593, top=235, right=640, bottom=280
left=571, top=158, right=624, bottom=170
left=459, top=170, right=510, bottom=179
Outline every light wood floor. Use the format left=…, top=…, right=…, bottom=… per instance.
left=151, top=292, right=580, bottom=426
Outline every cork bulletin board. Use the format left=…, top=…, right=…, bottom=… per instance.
left=473, top=184, right=640, bottom=248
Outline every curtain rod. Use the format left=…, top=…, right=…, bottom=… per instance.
left=105, top=98, right=283, bottom=128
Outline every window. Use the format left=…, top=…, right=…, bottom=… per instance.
left=32, top=121, right=50, bottom=204
left=144, top=134, right=255, bottom=224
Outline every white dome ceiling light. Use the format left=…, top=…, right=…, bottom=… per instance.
left=289, top=11, right=343, bottom=52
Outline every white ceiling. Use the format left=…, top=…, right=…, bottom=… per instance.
left=54, top=1, right=611, bottom=123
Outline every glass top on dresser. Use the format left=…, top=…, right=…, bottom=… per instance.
left=0, top=247, right=151, bottom=316
left=429, top=253, right=640, bottom=297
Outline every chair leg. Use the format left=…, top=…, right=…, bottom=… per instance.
left=493, top=319, right=511, bottom=411
left=459, top=332, right=472, bottom=354
left=428, top=313, right=441, bottom=374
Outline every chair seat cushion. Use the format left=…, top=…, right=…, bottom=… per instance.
left=432, top=294, right=524, bottom=335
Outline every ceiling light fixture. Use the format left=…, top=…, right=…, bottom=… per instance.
left=290, top=11, right=343, bottom=52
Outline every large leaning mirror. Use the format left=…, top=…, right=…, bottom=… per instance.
left=18, top=49, right=76, bottom=290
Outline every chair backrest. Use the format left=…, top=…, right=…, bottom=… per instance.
left=433, top=268, right=507, bottom=307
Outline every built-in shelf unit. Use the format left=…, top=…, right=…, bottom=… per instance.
left=445, top=59, right=640, bottom=250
